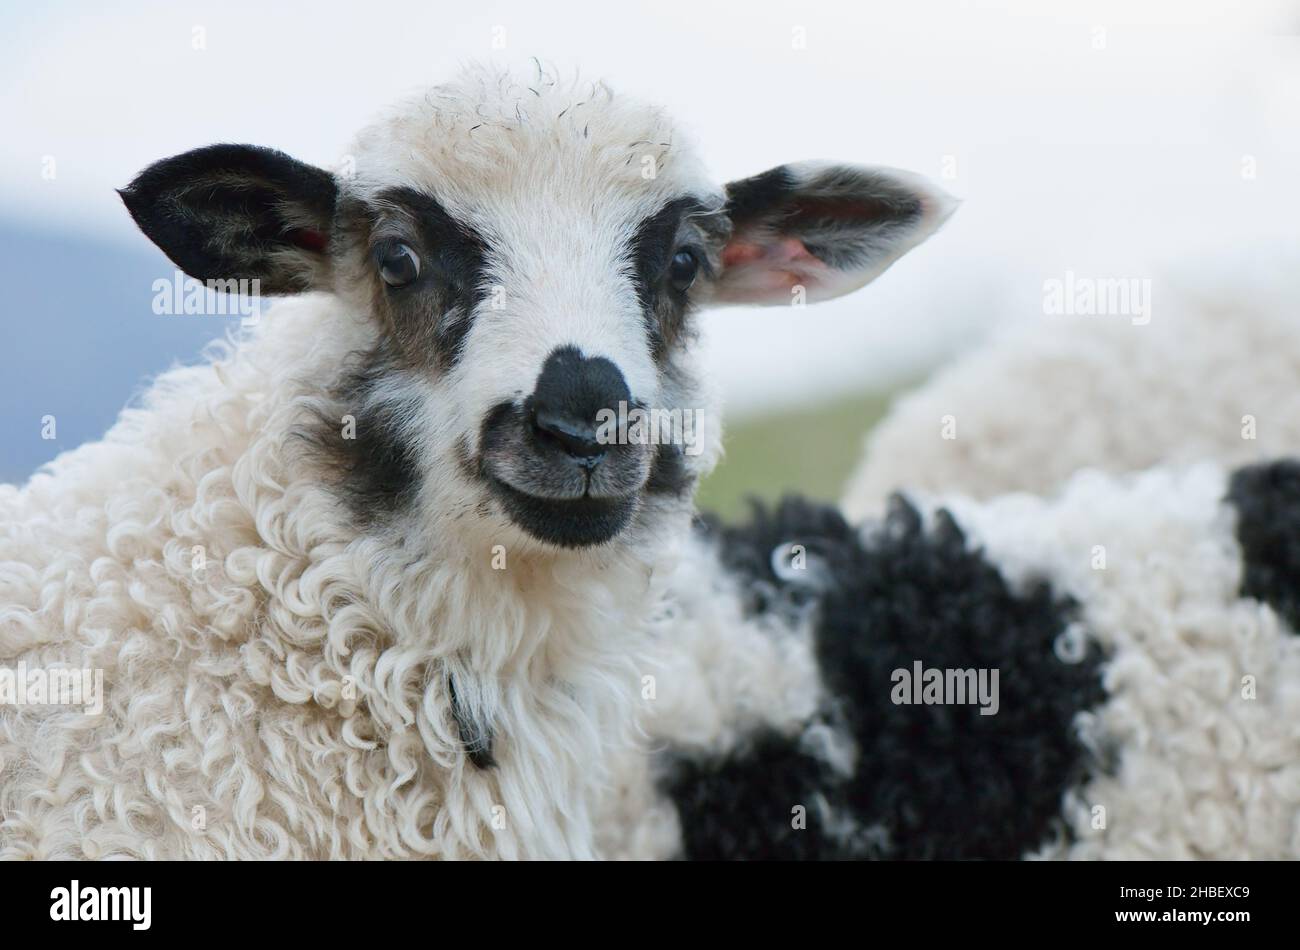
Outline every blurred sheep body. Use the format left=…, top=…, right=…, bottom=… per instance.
left=623, top=460, right=1300, bottom=859
left=681, top=269, right=1300, bottom=858
left=842, top=268, right=1300, bottom=518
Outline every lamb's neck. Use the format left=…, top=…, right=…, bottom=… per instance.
left=354, top=532, right=658, bottom=667
left=354, top=540, right=668, bottom=858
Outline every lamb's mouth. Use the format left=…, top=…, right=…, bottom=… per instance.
left=487, top=476, right=638, bottom=548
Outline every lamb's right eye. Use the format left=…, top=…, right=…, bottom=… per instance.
left=377, top=242, right=421, bottom=287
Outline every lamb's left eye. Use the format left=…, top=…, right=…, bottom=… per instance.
left=377, top=242, right=421, bottom=287
left=667, top=249, right=699, bottom=293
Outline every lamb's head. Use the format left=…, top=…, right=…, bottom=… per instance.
left=120, top=68, right=955, bottom=553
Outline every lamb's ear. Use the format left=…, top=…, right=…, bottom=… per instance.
left=119, top=144, right=338, bottom=294
left=713, top=162, right=956, bottom=306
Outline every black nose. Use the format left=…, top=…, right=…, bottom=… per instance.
left=528, top=346, right=631, bottom=466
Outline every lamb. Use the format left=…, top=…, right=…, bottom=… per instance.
left=615, top=458, right=1300, bottom=859
left=0, top=65, right=956, bottom=859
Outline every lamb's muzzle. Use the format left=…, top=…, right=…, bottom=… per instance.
left=480, top=345, right=645, bottom=548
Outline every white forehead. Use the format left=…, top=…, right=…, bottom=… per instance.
left=343, top=66, right=720, bottom=234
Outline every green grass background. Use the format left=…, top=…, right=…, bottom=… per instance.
left=695, top=389, right=897, bottom=521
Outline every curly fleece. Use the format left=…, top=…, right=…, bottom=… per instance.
left=0, top=297, right=682, bottom=859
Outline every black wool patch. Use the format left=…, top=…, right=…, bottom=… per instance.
left=1228, top=459, right=1300, bottom=632
left=662, top=731, right=846, bottom=861
left=676, top=494, right=1107, bottom=860
left=696, top=497, right=847, bottom=619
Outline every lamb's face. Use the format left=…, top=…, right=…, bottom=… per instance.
left=120, top=67, right=957, bottom=552
left=324, top=84, right=732, bottom=548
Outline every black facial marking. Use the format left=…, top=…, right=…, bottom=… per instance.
left=448, top=673, right=496, bottom=770
left=365, top=187, right=490, bottom=371
left=1228, top=459, right=1300, bottom=632
left=119, top=143, right=337, bottom=293
left=669, top=495, right=1107, bottom=860
left=645, top=443, right=693, bottom=498
left=296, top=347, right=420, bottom=523
left=629, top=197, right=721, bottom=362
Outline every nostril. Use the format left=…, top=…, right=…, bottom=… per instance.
left=531, top=404, right=607, bottom=463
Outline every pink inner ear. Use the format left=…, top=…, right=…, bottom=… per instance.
left=720, top=236, right=831, bottom=294
left=721, top=236, right=819, bottom=269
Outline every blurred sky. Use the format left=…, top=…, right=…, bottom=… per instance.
left=2, top=0, right=1299, bottom=479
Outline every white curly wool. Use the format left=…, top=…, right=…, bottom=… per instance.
left=0, top=297, right=686, bottom=859
left=0, top=292, right=819, bottom=860
left=842, top=268, right=1300, bottom=518
left=925, top=464, right=1300, bottom=859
